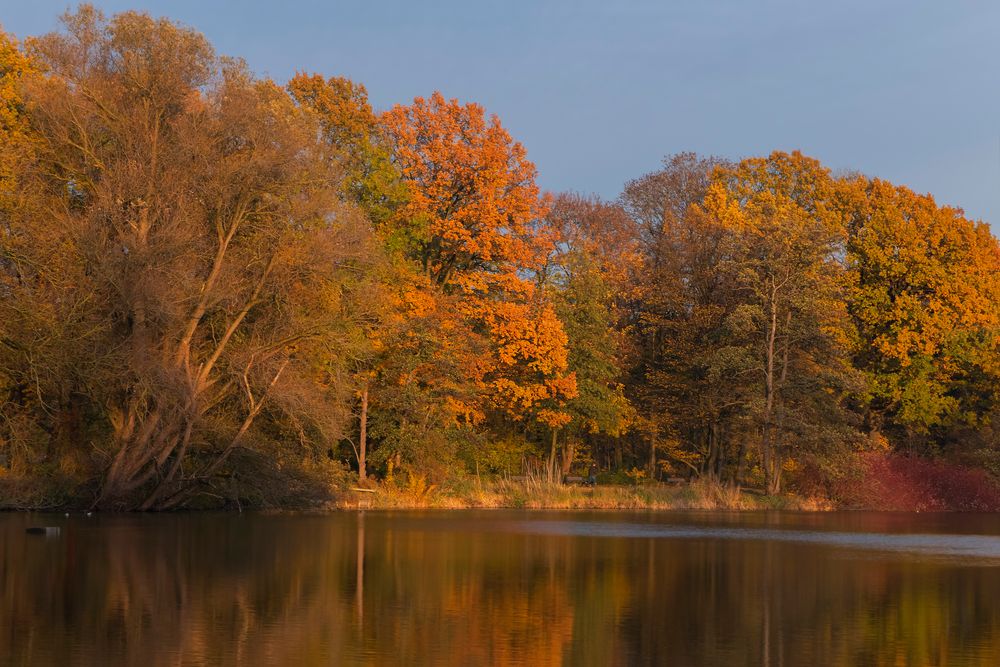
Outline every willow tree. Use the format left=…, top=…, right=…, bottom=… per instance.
left=7, top=7, right=370, bottom=509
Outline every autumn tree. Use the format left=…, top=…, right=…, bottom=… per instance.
left=3, top=7, right=373, bottom=509
left=842, top=177, right=1000, bottom=443
left=620, top=154, right=751, bottom=481
left=702, top=151, right=861, bottom=493
left=287, top=72, right=407, bottom=228
left=287, top=72, right=412, bottom=481
left=0, top=27, right=34, bottom=213
left=540, top=194, right=634, bottom=479
left=362, top=281, right=486, bottom=481
left=380, top=92, right=547, bottom=288
left=380, top=92, right=576, bottom=456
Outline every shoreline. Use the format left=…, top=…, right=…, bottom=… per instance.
left=11, top=475, right=996, bottom=513
left=0, top=479, right=834, bottom=513
left=326, top=479, right=834, bottom=512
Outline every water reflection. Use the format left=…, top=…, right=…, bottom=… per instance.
left=505, top=519, right=1000, bottom=561
left=2, top=511, right=1000, bottom=666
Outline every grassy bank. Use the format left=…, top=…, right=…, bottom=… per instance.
left=331, top=477, right=834, bottom=511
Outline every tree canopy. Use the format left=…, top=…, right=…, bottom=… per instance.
left=2, top=6, right=999, bottom=509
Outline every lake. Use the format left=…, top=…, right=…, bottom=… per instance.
left=3, top=510, right=1000, bottom=665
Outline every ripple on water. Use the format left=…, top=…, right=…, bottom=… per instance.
left=506, top=519, right=1000, bottom=562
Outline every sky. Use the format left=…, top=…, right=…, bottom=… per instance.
left=2, top=1, right=998, bottom=225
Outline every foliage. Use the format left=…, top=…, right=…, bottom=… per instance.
left=380, top=91, right=577, bottom=430
left=0, top=27, right=35, bottom=212
left=839, top=453, right=1000, bottom=511
left=701, top=151, right=862, bottom=494
left=842, top=177, right=1000, bottom=437
left=1, top=7, right=373, bottom=509
left=2, top=6, right=1000, bottom=510
left=287, top=72, right=408, bottom=228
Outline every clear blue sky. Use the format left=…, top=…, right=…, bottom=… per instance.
left=3, top=1, right=998, bottom=225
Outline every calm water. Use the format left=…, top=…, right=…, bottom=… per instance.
left=3, top=511, right=1000, bottom=666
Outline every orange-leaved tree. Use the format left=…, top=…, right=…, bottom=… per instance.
left=380, top=92, right=576, bottom=443
left=0, top=27, right=35, bottom=213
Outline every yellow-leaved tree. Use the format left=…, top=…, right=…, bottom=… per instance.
left=700, top=151, right=860, bottom=494
left=842, top=177, right=1000, bottom=439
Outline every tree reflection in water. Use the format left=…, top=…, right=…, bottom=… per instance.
left=2, top=511, right=1000, bottom=666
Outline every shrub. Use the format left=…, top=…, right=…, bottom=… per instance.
left=840, top=453, right=1000, bottom=511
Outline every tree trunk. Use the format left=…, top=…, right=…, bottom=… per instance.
left=648, top=429, right=657, bottom=480
left=733, top=438, right=747, bottom=489
left=547, top=429, right=559, bottom=484
left=706, top=421, right=721, bottom=482
left=771, top=311, right=792, bottom=496
left=762, top=284, right=780, bottom=496
left=560, top=439, right=576, bottom=478
left=358, top=385, right=368, bottom=482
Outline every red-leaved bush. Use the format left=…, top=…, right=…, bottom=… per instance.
left=840, top=453, right=1000, bottom=511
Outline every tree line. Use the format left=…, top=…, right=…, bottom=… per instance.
left=2, top=7, right=999, bottom=509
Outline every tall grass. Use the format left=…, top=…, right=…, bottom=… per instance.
left=332, top=476, right=830, bottom=511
